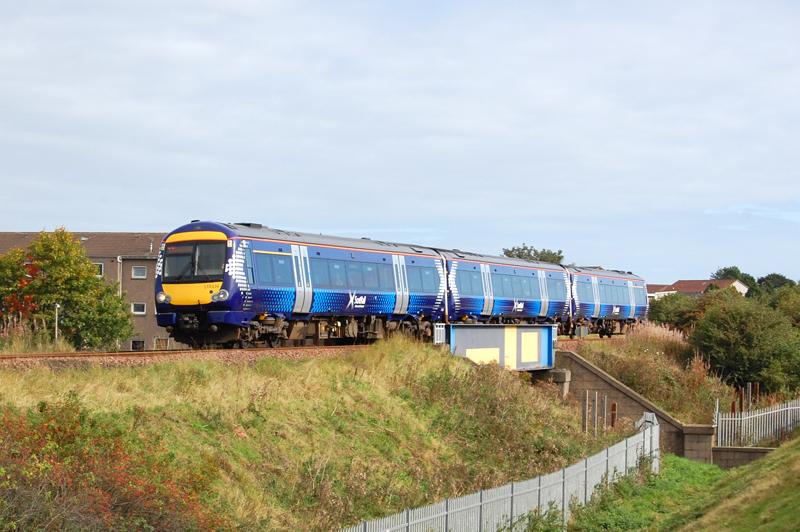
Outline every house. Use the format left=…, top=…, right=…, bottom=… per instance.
left=0, top=232, right=175, bottom=350
left=650, top=279, right=749, bottom=300
left=646, top=284, right=671, bottom=300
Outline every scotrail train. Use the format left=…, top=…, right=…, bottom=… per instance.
left=154, top=221, right=648, bottom=347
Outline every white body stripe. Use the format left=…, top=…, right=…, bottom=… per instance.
left=628, top=281, right=636, bottom=319
left=538, top=270, right=549, bottom=317
left=392, top=255, right=409, bottom=315
left=291, top=245, right=313, bottom=313
left=480, top=264, right=494, bottom=316
left=591, top=276, right=600, bottom=318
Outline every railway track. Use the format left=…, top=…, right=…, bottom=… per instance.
left=0, top=334, right=622, bottom=368
left=0, top=344, right=366, bottom=368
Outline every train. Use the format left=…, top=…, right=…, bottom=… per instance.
left=154, top=221, right=648, bottom=347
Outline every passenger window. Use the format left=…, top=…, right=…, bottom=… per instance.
left=310, top=258, right=330, bottom=287
left=511, top=277, right=523, bottom=298
left=421, top=267, right=438, bottom=293
left=492, top=274, right=504, bottom=297
left=502, top=276, right=513, bottom=298
left=456, top=270, right=468, bottom=294
left=271, top=256, right=294, bottom=286
left=406, top=266, right=423, bottom=292
left=255, top=254, right=273, bottom=285
left=363, top=263, right=379, bottom=289
left=469, top=271, right=483, bottom=296
left=378, top=263, right=395, bottom=290
left=519, top=277, right=533, bottom=298
left=329, top=261, right=346, bottom=288
left=347, top=262, right=364, bottom=288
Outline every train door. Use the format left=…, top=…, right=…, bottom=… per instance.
left=537, top=270, right=549, bottom=317
left=627, top=280, right=636, bottom=319
left=290, top=245, right=313, bottom=313
left=479, top=264, right=494, bottom=316
left=391, top=255, right=409, bottom=315
left=591, top=276, right=601, bottom=318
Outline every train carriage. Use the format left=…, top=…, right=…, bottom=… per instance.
left=440, top=250, right=570, bottom=325
left=155, top=221, right=446, bottom=346
left=568, top=267, right=648, bottom=336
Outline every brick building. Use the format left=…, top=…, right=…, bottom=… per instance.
left=0, top=232, right=174, bottom=350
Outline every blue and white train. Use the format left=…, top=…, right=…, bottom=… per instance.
left=154, top=221, right=648, bottom=347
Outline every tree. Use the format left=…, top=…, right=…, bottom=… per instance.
left=647, top=293, right=698, bottom=331
left=502, top=244, right=564, bottom=264
left=711, top=265, right=760, bottom=297
left=0, top=229, right=133, bottom=349
left=690, top=296, right=800, bottom=391
left=757, top=273, right=796, bottom=292
left=769, top=285, right=800, bottom=327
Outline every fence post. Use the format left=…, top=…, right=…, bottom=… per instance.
left=405, top=508, right=410, bottom=532
left=363, top=521, right=367, bottom=532
left=583, top=458, right=589, bottom=504
left=594, top=391, right=599, bottom=436
left=561, top=467, right=567, bottom=528
left=510, top=481, right=514, bottom=523
left=605, top=446, right=610, bottom=484
left=444, top=498, right=449, bottom=532
left=478, top=489, right=483, bottom=532
left=536, top=475, right=541, bottom=512
left=624, top=436, right=629, bottom=474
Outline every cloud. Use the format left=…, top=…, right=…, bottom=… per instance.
left=1, top=1, right=799, bottom=280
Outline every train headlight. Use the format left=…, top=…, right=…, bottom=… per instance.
left=156, top=291, right=171, bottom=304
left=211, top=289, right=230, bottom=302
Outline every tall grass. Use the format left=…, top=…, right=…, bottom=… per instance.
left=575, top=323, right=735, bottom=423
left=0, top=322, right=75, bottom=354
left=0, top=337, right=628, bottom=530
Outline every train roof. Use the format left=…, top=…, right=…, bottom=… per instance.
left=435, top=249, right=564, bottom=271
left=567, top=266, right=644, bottom=281
left=222, top=222, right=440, bottom=257
left=168, top=222, right=642, bottom=280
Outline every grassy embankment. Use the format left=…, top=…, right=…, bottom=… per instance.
left=574, top=323, right=735, bottom=423
left=570, top=431, right=800, bottom=531
left=0, top=338, right=630, bottom=530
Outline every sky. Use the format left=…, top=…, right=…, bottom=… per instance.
left=1, top=1, right=799, bottom=283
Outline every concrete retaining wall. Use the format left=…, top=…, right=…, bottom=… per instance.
left=550, top=350, right=715, bottom=462
left=712, top=446, right=774, bottom=469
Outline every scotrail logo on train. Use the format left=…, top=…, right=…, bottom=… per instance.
left=513, top=300, right=524, bottom=312
left=347, top=291, right=367, bottom=309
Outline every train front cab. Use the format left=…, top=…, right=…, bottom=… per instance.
left=155, top=230, right=241, bottom=346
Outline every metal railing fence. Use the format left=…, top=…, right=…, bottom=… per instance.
left=715, top=398, right=800, bottom=447
left=342, top=415, right=659, bottom=532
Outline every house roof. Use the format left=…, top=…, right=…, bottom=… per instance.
left=660, top=279, right=743, bottom=294
left=0, top=232, right=166, bottom=259
left=646, top=284, right=670, bottom=293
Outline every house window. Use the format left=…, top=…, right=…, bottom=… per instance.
left=131, top=266, right=147, bottom=279
left=94, top=263, right=104, bottom=277
left=131, top=340, right=145, bottom=351
left=131, top=302, right=146, bottom=315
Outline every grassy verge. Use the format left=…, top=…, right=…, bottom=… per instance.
left=570, top=432, right=800, bottom=531
left=575, top=323, right=734, bottom=423
left=0, top=338, right=629, bottom=530
left=569, top=454, right=724, bottom=530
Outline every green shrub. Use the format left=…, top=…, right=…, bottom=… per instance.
left=690, top=296, right=800, bottom=391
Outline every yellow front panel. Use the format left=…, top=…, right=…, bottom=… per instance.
left=162, top=282, right=223, bottom=305
left=520, top=332, right=540, bottom=363
left=504, top=326, right=518, bottom=369
left=165, top=231, right=228, bottom=243
left=465, top=347, right=501, bottom=365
